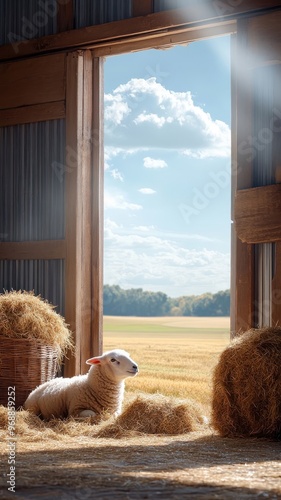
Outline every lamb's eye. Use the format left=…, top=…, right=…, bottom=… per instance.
left=111, top=358, right=120, bottom=365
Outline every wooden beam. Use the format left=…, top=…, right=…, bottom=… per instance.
left=272, top=241, right=281, bottom=326
left=0, top=54, right=66, bottom=110
left=230, top=34, right=237, bottom=337
left=91, top=56, right=104, bottom=359
left=1, top=1, right=281, bottom=61
left=0, top=240, right=66, bottom=260
left=79, top=50, right=94, bottom=372
left=57, top=0, right=74, bottom=33
left=64, top=51, right=84, bottom=377
left=235, top=237, right=255, bottom=332
left=132, top=0, right=154, bottom=18
left=233, top=18, right=256, bottom=333
left=248, top=10, right=281, bottom=66
left=93, top=20, right=236, bottom=57
left=0, top=101, right=65, bottom=127
left=235, top=184, right=281, bottom=244
left=64, top=51, right=94, bottom=377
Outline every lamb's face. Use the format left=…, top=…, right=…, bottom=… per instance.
left=86, top=349, right=139, bottom=382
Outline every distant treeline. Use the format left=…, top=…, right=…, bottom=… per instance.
left=103, top=285, right=230, bottom=317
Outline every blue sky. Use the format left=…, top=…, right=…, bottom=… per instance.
left=103, top=36, right=231, bottom=298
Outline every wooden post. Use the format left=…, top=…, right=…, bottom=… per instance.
left=272, top=242, right=281, bottom=326
left=91, top=56, right=104, bottom=358
left=132, top=0, right=154, bottom=17
left=57, top=0, right=74, bottom=33
left=64, top=51, right=93, bottom=376
left=233, top=19, right=255, bottom=333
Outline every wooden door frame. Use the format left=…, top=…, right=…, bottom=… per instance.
left=64, top=52, right=104, bottom=376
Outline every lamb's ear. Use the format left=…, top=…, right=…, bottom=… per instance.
left=86, top=356, right=101, bottom=365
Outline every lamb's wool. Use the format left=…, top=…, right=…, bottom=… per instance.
left=24, top=349, right=138, bottom=420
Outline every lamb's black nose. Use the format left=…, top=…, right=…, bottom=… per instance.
left=133, top=364, right=138, bottom=371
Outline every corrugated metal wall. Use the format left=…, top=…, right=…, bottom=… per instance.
left=0, top=120, right=65, bottom=242
left=0, top=0, right=191, bottom=48
left=0, top=0, right=57, bottom=46
left=0, top=0, right=133, bottom=46
left=0, top=119, right=66, bottom=314
left=0, top=0, right=187, bottom=47
left=74, top=0, right=132, bottom=28
left=0, top=260, right=65, bottom=314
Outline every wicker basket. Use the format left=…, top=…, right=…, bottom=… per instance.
left=0, top=336, right=58, bottom=409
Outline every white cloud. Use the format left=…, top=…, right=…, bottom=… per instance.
left=143, top=157, right=167, bottom=169
left=134, top=113, right=167, bottom=127
left=104, top=147, right=124, bottom=171
left=104, top=192, right=142, bottom=211
left=133, top=225, right=155, bottom=232
left=104, top=225, right=230, bottom=296
left=110, top=169, right=124, bottom=182
left=138, top=188, right=156, bottom=195
left=104, top=93, right=131, bottom=125
left=104, top=77, right=231, bottom=159
left=104, top=218, right=122, bottom=230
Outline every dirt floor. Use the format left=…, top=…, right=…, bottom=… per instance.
left=1, top=418, right=281, bottom=500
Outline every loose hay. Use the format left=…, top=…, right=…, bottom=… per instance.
left=0, top=405, right=110, bottom=442
left=0, top=290, right=72, bottom=359
left=0, top=394, right=206, bottom=442
left=97, top=393, right=207, bottom=437
left=211, top=326, right=281, bottom=438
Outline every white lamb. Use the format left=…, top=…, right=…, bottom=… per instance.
left=24, top=349, right=138, bottom=420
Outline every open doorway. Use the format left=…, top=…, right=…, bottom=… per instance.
left=102, top=37, right=231, bottom=406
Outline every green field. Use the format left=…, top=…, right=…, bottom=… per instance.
left=103, top=316, right=230, bottom=408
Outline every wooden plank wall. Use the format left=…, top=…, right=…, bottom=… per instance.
left=0, top=53, right=66, bottom=127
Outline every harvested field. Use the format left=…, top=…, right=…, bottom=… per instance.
left=103, top=315, right=230, bottom=406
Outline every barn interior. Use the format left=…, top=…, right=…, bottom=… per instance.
left=1, top=1, right=281, bottom=498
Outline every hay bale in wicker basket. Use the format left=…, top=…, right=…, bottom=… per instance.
left=0, top=291, right=73, bottom=408
left=211, top=326, right=281, bottom=439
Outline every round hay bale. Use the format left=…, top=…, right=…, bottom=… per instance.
left=97, top=393, right=206, bottom=438
left=211, top=326, right=281, bottom=439
left=0, top=291, right=73, bottom=408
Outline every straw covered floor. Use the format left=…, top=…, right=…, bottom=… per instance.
left=0, top=394, right=281, bottom=499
